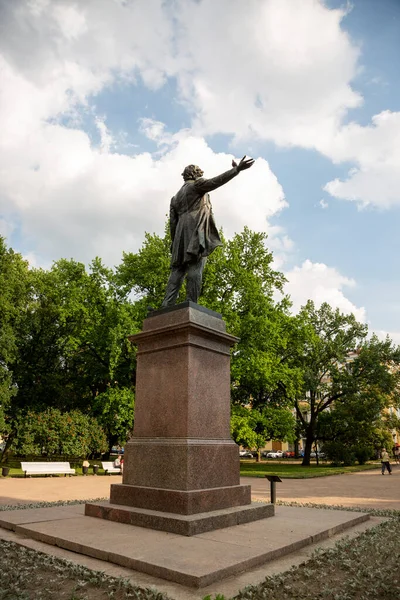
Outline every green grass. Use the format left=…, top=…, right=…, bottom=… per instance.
left=239, top=460, right=381, bottom=478
left=2, top=458, right=382, bottom=479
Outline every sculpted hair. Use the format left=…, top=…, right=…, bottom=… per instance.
left=181, top=165, right=204, bottom=181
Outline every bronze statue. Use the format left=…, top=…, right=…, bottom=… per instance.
left=162, top=156, right=255, bottom=306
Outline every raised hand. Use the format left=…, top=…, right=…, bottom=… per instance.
left=232, top=156, right=255, bottom=171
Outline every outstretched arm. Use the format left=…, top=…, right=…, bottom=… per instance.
left=194, top=156, right=255, bottom=195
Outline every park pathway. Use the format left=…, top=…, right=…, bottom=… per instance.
left=247, top=464, right=400, bottom=511
left=0, top=465, right=399, bottom=510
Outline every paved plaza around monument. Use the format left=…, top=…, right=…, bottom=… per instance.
left=1, top=465, right=399, bottom=510
left=0, top=466, right=398, bottom=597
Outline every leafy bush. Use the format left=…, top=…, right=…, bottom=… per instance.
left=353, top=444, right=374, bottom=465
left=322, top=441, right=356, bottom=466
left=11, top=408, right=107, bottom=458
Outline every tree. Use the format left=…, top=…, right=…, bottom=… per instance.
left=11, top=408, right=108, bottom=458
left=117, top=225, right=304, bottom=409
left=201, top=228, right=304, bottom=408
left=116, top=225, right=306, bottom=461
left=0, top=238, right=32, bottom=459
left=93, top=387, right=135, bottom=453
left=231, top=405, right=296, bottom=460
left=230, top=407, right=266, bottom=457
left=116, top=223, right=172, bottom=312
left=317, top=393, right=399, bottom=465
left=3, top=256, right=138, bottom=456
left=291, top=302, right=400, bottom=466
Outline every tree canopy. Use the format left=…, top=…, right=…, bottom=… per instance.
left=231, top=404, right=296, bottom=459
left=1, top=230, right=399, bottom=465
left=1, top=250, right=139, bottom=458
left=0, top=238, right=32, bottom=446
left=290, top=302, right=400, bottom=465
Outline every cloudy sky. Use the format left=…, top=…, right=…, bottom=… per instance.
left=1, top=0, right=399, bottom=340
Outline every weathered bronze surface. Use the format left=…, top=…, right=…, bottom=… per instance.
left=162, top=156, right=254, bottom=306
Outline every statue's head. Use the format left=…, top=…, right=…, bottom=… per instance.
left=181, top=165, right=204, bottom=181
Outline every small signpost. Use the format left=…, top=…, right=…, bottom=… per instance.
left=265, top=474, right=282, bottom=504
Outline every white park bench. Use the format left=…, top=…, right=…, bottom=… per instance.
left=102, top=461, right=121, bottom=475
left=21, top=462, right=75, bottom=477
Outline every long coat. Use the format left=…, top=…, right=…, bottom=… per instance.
left=169, top=167, right=239, bottom=268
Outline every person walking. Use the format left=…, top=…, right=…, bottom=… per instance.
left=381, top=448, right=392, bottom=475
left=393, top=445, right=400, bottom=464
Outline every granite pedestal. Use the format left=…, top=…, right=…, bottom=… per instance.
left=86, top=302, right=273, bottom=534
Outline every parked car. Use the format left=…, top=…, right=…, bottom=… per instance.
left=282, top=451, right=294, bottom=458
left=310, top=451, right=326, bottom=459
left=263, top=451, right=284, bottom=459
left=239, top=450, right=254, bottom=458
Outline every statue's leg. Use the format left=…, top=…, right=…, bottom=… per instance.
left=161, top=265, right=187, bottom=306
left=186, top=257, right=206, bottom=303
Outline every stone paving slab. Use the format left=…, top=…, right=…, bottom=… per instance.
left=0, top=504, right=84, bottom=530
left=0, top=504, right=369, bottom=588
left=0, top=515, right=385, bottom=600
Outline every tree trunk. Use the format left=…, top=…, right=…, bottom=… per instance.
left=104, top=438, right=115, bottom=461
left=302, top=429, right=314, bottom=466
left=301, top=392, right=316, bottom=466
left=294, top=438, right=299, bottom=458
left=0, top=434, right=14, bottom=464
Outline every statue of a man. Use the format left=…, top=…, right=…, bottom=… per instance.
left=162, top=156, right=254, bottom=306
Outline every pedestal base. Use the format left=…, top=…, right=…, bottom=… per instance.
left=85, top=500, right=274, bottom=536
left=109, top=483, right=251, bottom=514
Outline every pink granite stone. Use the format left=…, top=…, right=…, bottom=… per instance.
left=85, top=501, right=274, bottom=536
left=88, top=303, right=268, bottom=534
left=110, top=483, right=251, bottom=515
left=122, top=439, right=240, bottom=490
left=130, top=328, right=235, bottom=440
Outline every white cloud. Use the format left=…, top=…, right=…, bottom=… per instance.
left=95, top=118, right=115, bottom=154
left=0, top=113, right=286, bottom=266
left=374, top=330, right=400, bottom=346
left=0, top=0, right=362, bottom=151
left=0, top=0, right=174, bottom=92
left=0, top=1, right=291, bottom=266
left=319, top=199, right=329, bottom=209
left=174, top=0, right=361, bottom=149
left=171, top=0, right=399, bottom=209
left=323, top=111, right=400, bottom=208
left=0, top=0, right=395, bottom=277
left=284, top=259, right=366, bottom=322
left=139, top=118, right=168, bottom=143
